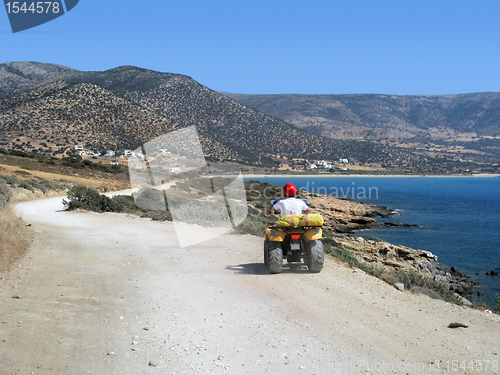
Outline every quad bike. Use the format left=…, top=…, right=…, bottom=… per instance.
left=264, top=201, right=324, bottom=274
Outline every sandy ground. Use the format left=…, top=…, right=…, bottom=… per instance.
left=0, top=196, right=499, bottom=374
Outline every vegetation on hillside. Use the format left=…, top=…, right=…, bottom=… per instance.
left=0, top=62, right=451, bottom=173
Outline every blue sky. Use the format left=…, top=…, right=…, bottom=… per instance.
left=1, top=0, right=499, bottom=95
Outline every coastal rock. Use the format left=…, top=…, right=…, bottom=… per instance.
left=304, top=191, right=477, bottom=299
left=454, top=294, right=472, bottom=307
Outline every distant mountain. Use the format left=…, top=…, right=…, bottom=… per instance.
left=223, top=92, right=500, bottom=142
left=0, top=62, right=430, bottom=169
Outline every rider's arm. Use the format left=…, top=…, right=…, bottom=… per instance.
left=268, top=202, right=281, bottom=215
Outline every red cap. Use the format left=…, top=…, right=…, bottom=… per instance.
left=283, top=183, right=297, bottom=197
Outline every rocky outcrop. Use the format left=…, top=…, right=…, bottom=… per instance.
left=304, top=192, right=476, bottom=298
left=305, top=194, right=418, bottom=234
left=331, top=235, right=476, bottom=296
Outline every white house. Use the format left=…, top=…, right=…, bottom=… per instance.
left=324, top=164, right=333, bottom=169
left=106, top=150, right=115, bottom=157
left=169, top=167, right=181, bottom=174
left=309, top=164, right=318, bottom=169
left=316, top=160, right=327, bottom=166
left=74, top=145, right=83, bottom=150
left=123, top=150, right=132, bottom=156
left=339, top=158, right=349, bottom=164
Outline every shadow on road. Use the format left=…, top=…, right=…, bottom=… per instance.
left=226, top=263, right=310, bottom=275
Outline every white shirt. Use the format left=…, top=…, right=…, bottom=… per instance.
left=273, top=198, right=308, bottom=217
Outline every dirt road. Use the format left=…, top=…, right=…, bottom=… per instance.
left=1, top=196, right=499, bottom=374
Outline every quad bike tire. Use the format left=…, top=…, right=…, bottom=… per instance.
left=267, top=241, right=283, bottom=274
left=263, top=240, right=269, bottom=267
left=307, top=240, right=324, bottom=273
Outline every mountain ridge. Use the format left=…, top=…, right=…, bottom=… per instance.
left=222, top=92, right=500, bottom=142
left=1, top=62, right=497, bottom=173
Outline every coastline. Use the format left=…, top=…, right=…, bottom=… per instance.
left=300, top=190, right=478, bottom=303
left=243, top=173, right=500, bottom=178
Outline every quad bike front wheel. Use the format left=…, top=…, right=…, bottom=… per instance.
left=267, top=241, right=283, bottom=274
left=307, top=240, right=324, bottom=273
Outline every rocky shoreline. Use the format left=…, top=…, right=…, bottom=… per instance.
left=304, top=192, right=477, bottom=303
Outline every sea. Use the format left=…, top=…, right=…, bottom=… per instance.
left=245, top=176, right=500, bottom=306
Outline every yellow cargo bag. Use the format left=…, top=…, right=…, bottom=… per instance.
left=275, top=213, right=324, bottom=228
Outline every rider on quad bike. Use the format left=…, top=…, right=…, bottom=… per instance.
left=268, top=183, right=312, bottom=217
left=265, top=183, right=324, bottom=274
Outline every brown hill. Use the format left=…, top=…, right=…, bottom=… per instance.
left=0, top=62, right=431, bottom=169
left=223, top=92, right=500, bottom=164
left=223, top=92, right=500, bottom=142
left=0, top=80, right=239, bottom=161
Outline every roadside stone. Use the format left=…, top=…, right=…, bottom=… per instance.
left=448, top=322, right=469, bottom=329
left=394, top=283, right=405, bottom=292
left=454, top=293, right=472, bottom=307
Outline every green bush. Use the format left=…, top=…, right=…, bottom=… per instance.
left=134, top=188, right=167, bottom=211
left=111, top=194, right=139, bottom=213
left=0, top=174, right=20, bottom=186
left=63, top=185, right=122, bottom=213
left=142, top=210, right=172, bottom=221
left=0, top=179, right=12, bottom=208
left=17, top=180, right=35, bottom=191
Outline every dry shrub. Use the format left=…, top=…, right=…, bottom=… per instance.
left=0, top=206, right=29, bottom=272
left=410, top=286, right=445, bottom=301
left=380, top=273, right=398, bottom=286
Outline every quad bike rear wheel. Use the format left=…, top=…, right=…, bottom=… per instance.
left=264, top=240, right=269, bottom=267
left=307, top=240, right=324, bottom=273
left=267, top=241, right=283, bottom=274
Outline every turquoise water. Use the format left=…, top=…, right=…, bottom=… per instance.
left=246, top=176, right=500, bottom=305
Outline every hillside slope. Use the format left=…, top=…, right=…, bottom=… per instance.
left=223, top=92, right=500, bottom=142
left=0, top=62, right=428, bottom=168
left=0, top=80, right=239, bottom=161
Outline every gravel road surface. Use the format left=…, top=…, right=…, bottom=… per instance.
left=1, top=196, right=499, bottom=374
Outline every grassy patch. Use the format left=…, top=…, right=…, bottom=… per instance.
left=0, top=206, right=29, bottom=272
left=0, top=173, right=69, bottom=194
left=323, top=237, right=383, bottom=277
left=0, top=179, right=12, bottom=208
